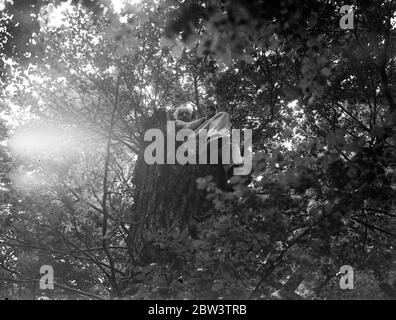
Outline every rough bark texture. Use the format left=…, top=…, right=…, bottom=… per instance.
left=129, top=109, right=226, bottom=258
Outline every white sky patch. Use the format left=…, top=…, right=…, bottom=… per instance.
left=281, top=100, right=304, bottom=151
left=284, top=140, right=293, bottom=150
left=0, top=0, right=13, bottom=11
left=40, top=0, right=73, bottom=29
left=110, top=0, right=142, bottom=13
left=104, top=65, right=117, bottom=75
left=0, top=103, right=38, bottom=129
left=288, top=99, right=298, bottom=109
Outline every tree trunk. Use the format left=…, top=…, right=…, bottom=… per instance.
left=128, top=109, right=226, bottom=259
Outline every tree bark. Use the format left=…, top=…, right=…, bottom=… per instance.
left=129, top=109, right=226, bottom=259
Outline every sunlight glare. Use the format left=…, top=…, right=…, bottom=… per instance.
left=9, top=123, right=80, bottom=160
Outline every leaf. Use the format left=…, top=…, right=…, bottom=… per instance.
left=196, top=177, right=208, bottom=190
left=192, top=239, right=204, bottom=247
left=321, top=68, right=331, bottom=76
left=211, top=282, right=223, bottom=292
left=371, top=126, right=385, bottom=137
left=229, top=175, right=241, bottom=184
left=159, top=36, right=175, bottom=48
left=134, top=272, right=146, bottom=281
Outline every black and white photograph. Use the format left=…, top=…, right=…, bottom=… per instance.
left=0, top=0, right=395, bottom=305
